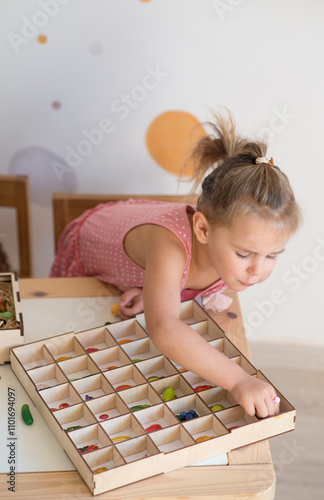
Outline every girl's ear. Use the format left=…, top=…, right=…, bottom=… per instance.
left=192, top=211, right=209, bottom=244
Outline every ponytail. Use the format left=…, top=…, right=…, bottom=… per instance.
left=190, top=110, right=301, bottom=234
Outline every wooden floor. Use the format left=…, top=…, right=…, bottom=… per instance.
left=249, top=342, right=324, bottom=500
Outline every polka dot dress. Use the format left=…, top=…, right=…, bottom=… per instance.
left=50, top=199, right=227, bottom=300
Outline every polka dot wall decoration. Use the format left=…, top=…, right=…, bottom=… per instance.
left=38, top=34, right=47, bottom=44
left=9, top=147, right=77, bottom=206
left=146, top=110, right=207, bottom=177
left=88, top=42, right=103, bottom=55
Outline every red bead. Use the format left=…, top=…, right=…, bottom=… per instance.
left=145, top=424, right=162, bottom=433
left=59, top=403, right=70, bottom=409
left=99, top=414, right=109, bottom=420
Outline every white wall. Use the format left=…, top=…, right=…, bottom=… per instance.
left=1, top=0, right=324, bottom=346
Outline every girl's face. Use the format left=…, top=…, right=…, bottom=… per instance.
left=205, top=214, right=291, bottom=291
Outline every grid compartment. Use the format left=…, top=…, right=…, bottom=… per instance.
left=46, top=332, right=85, bottom=360
left=115, top=435, right=160, bottom=463
left=151, top=374, right=194, bottom=400
left=101, top=413, right=145, bottom=441
left=103, top=364, right=146, bottom=391
left=134, top=403, right=179, bottom=432
left=18, top=344, right=54, bottom=370
left=85, top=393, right=129, bottom=421
left=106, top=319, right=148, bottom=344
left=28, top=363, right=68, bottom=390
left=58, top=355, right=100, bottom=381
left=39, top=382, right=83, bottom=411
left=54, top=402, right=97, bottom=431
left=120, top=337, right=161, bottom=362
left=182, top=414, right=228, bottom=442
left=68, top=423, right=111, bottom=453
left=83, top=445, right=125, bottom=472
left=198, top=386, right=237, bottom=411
left=89, top=346, right=131, bottom=372
left=72, top=373, right=114, bottom=401
left=118, top=384, right=162, bottom=411
left=76, top=326, right=117, bottom=352
left=135, top=355, right=178, bottom=381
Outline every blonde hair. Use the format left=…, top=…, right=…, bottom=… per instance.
left=190, top=111, right=302, bottom=234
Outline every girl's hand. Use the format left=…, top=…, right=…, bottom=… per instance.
left=118, top=288, right=143, bottom=320
left=228, top=374, right=280, bottom=418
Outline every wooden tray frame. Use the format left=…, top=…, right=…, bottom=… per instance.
left=10, top=300, right=295, bottom=496
left=0, top=272, right=23, bottom=364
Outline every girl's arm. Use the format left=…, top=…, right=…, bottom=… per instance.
left=143, top=230, right=279, bottom=418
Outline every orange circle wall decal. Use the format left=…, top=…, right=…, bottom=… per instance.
left=38, top=34, right=47, bottom=44
left=146, top=110, right=207, bottom=177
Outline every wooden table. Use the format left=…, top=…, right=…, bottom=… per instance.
left=1, top=278, right=276, bottom=499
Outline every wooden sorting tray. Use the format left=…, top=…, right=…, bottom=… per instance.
left=10, top=300, right=295, bottom=496
left=0, top=272, right=23, bottom=364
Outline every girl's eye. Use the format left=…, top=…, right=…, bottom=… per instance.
left=267, top=255, right=278, bottom=260
left=236, top=252, right=249, bottom=259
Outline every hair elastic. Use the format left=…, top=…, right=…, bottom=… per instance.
left=255, top=157, right=274, bottom=166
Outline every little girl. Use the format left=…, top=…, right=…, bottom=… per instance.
left=51, top=111, right=301, bottom=419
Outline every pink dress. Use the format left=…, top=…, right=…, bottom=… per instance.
left=50, top=199, right=228, bottom=301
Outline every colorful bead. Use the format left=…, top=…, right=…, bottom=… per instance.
left=194, top=385, right=212, bottom=392
left=196, top=435, right=212, bottom=443
left=99, top=414, right=109, bottom=420
left=130, top=404, right=151, bottom=411
left=93, top=467, right=108, bottom=473
left=210, top=404, right=225, bottom=412
left=78, top=443, right=99, bottom=454
left=145, top=424, right=162, bottom=433
left=177, top=409, right=198, bottom=421
left=112, top=436, right=131, bottom=443
left=59, top=403, right=70, bottom=409
left=162, top=386, right=176, bottom=402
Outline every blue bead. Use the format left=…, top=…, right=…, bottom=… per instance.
left=188, top=409, right=196, bottom=416
left=180, top=411, right=187, bottom=419
left=185, top=413, right=193, bottom=420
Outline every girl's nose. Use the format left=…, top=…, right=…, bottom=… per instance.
left=247, top=261, right=263, bottom=277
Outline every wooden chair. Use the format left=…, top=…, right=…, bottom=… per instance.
left=0, top=175, right=32, bottom=278
left=53, top=192, right=198, bottom=251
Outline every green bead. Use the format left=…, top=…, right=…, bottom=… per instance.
left=162, top=387, right=176, bottom=402
left=210, top=404, right=225, bottom=412
left=0, top=311, right=13, bottom=320
left=21, top=404, right=33, bottom=425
